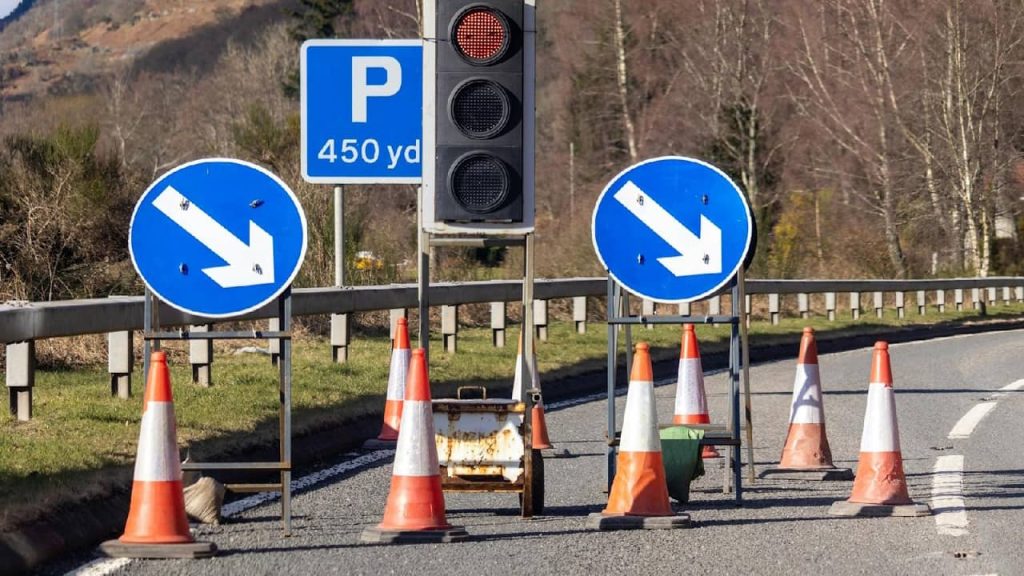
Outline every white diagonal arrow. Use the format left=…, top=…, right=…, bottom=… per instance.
left=613, top=180, right=722, bottom=277
left=152, top=185, right=275, bottom=288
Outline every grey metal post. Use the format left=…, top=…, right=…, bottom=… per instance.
left=728, top=283, right=743, bottom=498
left=768, top=293, right=780, bottom=325
left=873, top=291, right=883, bottom=318
left=825, top=292, right=836, bottom=321
left=6, top=341, right=34, bottom=421
left=389, top=308, right=408, bottom=344
left=606, top=279, right=618, bottom=491
left=108, top=330, right=133, bottom=398
left=417, top=188, right=429, bottom=354
left=491, top=301, right=507, bottom=346
left=955, top=288, right=964, bottom=311
left=330, top=313, right=349, bottom=363
left=331, top=185, right=349, bottom=364
left=269, top=317, right=281, bottom=365
left=798, top=293, right=810, bottom=319
left=642, top=299, right=655, bottom=330
left=917, top=290, right=926, bottom=315
left=572, top=296, right=587, bottom=334
left=442, top=305, right=458, bottom=353
left=534, top=299, right=548, bottom=341
left=190, top=324, right=213, bottom=386
left=936, top=290, right=945, bottom=313
left=849, top=291, right=860, bottom=319
left=678, top=302, right=691, bottom=316
left=278, top=290, right=293, bottom=535
left=896, top=291, right=905, bottom=319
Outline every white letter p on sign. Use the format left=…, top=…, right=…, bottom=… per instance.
left=351, top=56, right=401, bottom=123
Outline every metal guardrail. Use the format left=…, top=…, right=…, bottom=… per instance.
left=4, top=277, right=1024, bottom=343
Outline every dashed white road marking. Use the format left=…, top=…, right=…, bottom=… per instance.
left=931, top=455, right=969, bottom=537
left=948, top=402, right=998, bottom=439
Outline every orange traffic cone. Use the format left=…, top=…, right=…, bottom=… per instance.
left=760, top=328, right=853, bottom=481
left=588, top=343, right=690, bottom=530
left=366, top=317, right=410, bottom=448
left=513, top=333, right=553, bottom=450
left=829, top=342, right=930, bottom=517
left=101, top=351, right=216, bottom=558
left=361, top=349, right=468, bottom=543
left=673, top=325, right=720, bottom=458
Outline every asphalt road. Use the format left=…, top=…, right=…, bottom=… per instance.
left=61, top=329, right=1024, bottom=576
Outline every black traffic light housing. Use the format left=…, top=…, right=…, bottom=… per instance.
left=427, top=0, right=533, bottom=231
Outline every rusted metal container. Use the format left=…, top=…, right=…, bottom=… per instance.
left=432, top=387, right=544, bottom=516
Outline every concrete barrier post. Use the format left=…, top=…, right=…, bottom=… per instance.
left=849, top=291, right=860, bottom=319
left=6, top=341, right=34, bottom=421
left=642, top=299, right=655, bottom=330
left=709, top=296, right=721, bottom=317
left=1016, top=286, right=1024, bottom=302
left=873, top=291, right=883, bottom=318
left=825, top=292, right=836, bottom=321
left=678, top=302, right=691, bottom=316
left=108, top=330, right=133, bottom=398
left=572, top=296, right=587, bottom=334
left=768, top=293, right=780, bottom=325
left=955, top=288, right=964, bottom=311
left=189, top=324, right=212, bottom=387
left=491, top=301, right=507, bottom=347
left=389, top=308, right=408, bottom=345
left=331, top=313, right=349, bottom=364
left=972, top=287, right=981, bottom=309
left=534, top=299, right=548, bottom=341
left=988, top=287, right=997, bottom=305
left=442, top=305, right=458, bottom=353
left=917, top=290, right=926, bottom=315
left=1003, top=287, right=1011, bottom=305
left=269, top=317, right=281, bottom=365
left=936, top=290, right=946, bottom=313
left=798, top=293, right=810, bottom=319
left=895, top=291, right=905, bottom=319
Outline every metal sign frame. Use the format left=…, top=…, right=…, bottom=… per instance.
left=604, top=276, right=745, bottom=505
left=143, top=288, right=295, bottom=535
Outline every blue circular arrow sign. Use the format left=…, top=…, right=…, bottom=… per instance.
left=129, top=159, right=308, bottom=318
left=591, top=156, right=752, bottom=303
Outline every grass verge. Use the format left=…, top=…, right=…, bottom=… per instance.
left=2, top=303, right=1024, bottom=529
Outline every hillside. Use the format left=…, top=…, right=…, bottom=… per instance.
left=0, top=0, right=292, bottom=101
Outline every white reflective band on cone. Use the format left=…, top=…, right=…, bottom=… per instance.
left=620, top=380, right=661, bottom=452
left=386, top=349, right=409, bottom=401
left=392, top=400, right=440, bottom=476
left=133, top=402, right=182, bottom=482
left=674, top=359, right=707, bottom=415
left=860, top=383, right=901, bottom=452
left=789, top=364, right=824, bottom=424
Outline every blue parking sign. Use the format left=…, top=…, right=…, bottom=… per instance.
left=301, top=40, right=422, bottom=184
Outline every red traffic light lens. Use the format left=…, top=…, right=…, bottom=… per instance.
left=453, top=7, right=509, bottom=64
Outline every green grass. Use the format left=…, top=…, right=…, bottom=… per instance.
left=2, top=303, right=1023, bottom=528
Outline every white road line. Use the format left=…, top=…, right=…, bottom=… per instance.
left=65, top=558, right=131, bottom=576
left=931, top=455, right=968, bottom=537
left=948, top=402, right=998, bottom=439
left=999, top=379, right=1024, bottom=391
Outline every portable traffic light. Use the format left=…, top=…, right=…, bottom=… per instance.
left=423, top=0, right=535, bottom=234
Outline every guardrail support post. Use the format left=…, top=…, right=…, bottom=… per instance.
left=573, top=296, right=587, bottom=334
left=849, top=291, right=860, bottom=319
left=108, top=330, right=133, bottom=398
left=916, top=290, right=926, bottom=315
left=895, top=291, right=905, bottom=319
left=491, top=302, right=507, bottom=347
left=768, top=293, right=780, bottom=325
left=936, top=290, right=946, bottom=313
left=389, top=308, right=407, bottom=346
left=269, top=317, right=281, bottom=365
left=745, top=294, right=752, bottom=327
left=798, top=293, right=810, bottom=319
left=1016, top=286, right=1024, bottom=302
left=873, top=291, right=883, bottom=318
left=189, top=324, right=213, bottom=387
left=6, top=341, right=33, bottom=421
left=987, top=287, right=997, bottom=306
left=442, top=305, right=458, bottom=353
left=331, top=313, right=350, bottom=363
left=534, top=299, right=548, bottom=341
left=955, top=288, right=964, bottom=311
left=709, top=296, right=722, bottom=317
left=971, top=287, right=981, bottom=310
left=825, top=292, right=836, bottom=321
left=642, top=299, right=655, bottom=330
left=678, top=302, right=691, bottom=316
left=1002, top=287, right=1011, bottom=305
